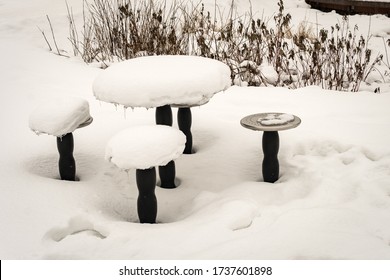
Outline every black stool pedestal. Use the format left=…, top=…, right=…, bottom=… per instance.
left=57, top=133, right=76, bottom=181
left=262, top=131, right=280, bottom=183
left=136, top=167, right=157, bottom=223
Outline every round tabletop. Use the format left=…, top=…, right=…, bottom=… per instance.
left=240, top=113, right=301, bottom=132
left=92, top=55, right=231, bottom=109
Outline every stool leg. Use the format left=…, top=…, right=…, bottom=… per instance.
left=155, top=105, right=173, bottom=126
left=262, top=131, right=279, bottom=183
left=178, top=107, right=193, bottom=154
left=159, top=160, right=176, bottom=189
left=136, top=167, right=157, bottom=223
left=57, top=133, right=76, bottom=181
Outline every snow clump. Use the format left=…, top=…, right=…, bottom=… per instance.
left=29, top=96, right=91, bottom=137
left=258, top=113, right=295, bottom=126
left=93, top=55, right=231, bottom=108
left=105, top=125, right=186, bottom=170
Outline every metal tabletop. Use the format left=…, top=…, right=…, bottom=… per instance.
left=240, top=113, right=301, bottom=132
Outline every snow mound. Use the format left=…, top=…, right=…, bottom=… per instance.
left=260, top=63, right=278, bottom=85
left=92, top=55, right=231, bottom=108
left=29, top=96, right=91, bottom=137
left=105, top=125, right=186, bottom=170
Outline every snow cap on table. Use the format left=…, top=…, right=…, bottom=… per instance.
left=29, top=96, right=91, bottom=137
left=93, top=55, right=232, bottom=108
left=105, top=125, right=186, bottom=170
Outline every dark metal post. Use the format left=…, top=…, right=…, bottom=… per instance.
left=158, top=161, right=176, bottom=189
left=155, top=105, right=173, bottom=126
left=262, top=131, right=279, bottom=183
left=57, top=133, right=76, bottom=181
left=155, top=104, right=177, bottom=188
left=136, top=167, right=157, bottom=223
left=177, top=107, right=193, bottom=154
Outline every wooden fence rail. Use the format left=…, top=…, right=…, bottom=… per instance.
left=305, top=0, right=390, bottom=16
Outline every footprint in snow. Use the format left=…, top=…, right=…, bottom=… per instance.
left=44, top=216, right=107, bottom=242
left=185, top=196, right=260, bottom=232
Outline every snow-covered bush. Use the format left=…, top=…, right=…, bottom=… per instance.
left=287, top=16, right=383, bottom=91
left=52, top=0, right=383, bottom=92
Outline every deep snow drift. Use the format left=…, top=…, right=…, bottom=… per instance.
left=0, top=0, right=390, bottom=260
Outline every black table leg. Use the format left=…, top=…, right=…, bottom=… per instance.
left=155, top=105, right=173, bottom=126
left=262, top=131, right=279, bottom=183
left=136, top=167, right=157, bottom=223
left=155, top=104, right=177, bottom=188
left=159, top=161, right=176, bottom=188
left=177, top=107, right=193, bottom=154
left=57, top=133, right=76, bottom=181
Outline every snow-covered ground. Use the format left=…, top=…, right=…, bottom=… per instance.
left=0, top=0, right=390, bottom=260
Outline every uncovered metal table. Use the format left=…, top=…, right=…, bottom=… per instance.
left=240, top=113, right=301, bottom=183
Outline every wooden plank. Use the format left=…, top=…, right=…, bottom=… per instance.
left=305, top=0, right=390, bottom=16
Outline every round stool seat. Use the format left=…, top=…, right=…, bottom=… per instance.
left=29, top=96, right=92, bottom=137
left=105, top=125, right=186, bottom=170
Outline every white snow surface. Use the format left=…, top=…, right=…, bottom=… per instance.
left=1, top=0, right=390, bottom=260
left=29, top=96, right=91, bottom=137
left=93, top=55, right=232, bottom=108
left=106, top=125, right=186, bottom=170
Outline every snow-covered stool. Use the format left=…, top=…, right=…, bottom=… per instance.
left=92, top=55, right=231, bottom=155
left=105, top=125, right=186, bottom=223
left=240, top=113, right=301, bottom=183
left=29, top=96, right=93, bottom=181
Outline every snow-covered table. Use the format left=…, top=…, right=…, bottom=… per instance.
left=29, top=97, right=93, bottom=181
left=92, top=55, right=231, bottom=154
left=240, top=113, right=301, bottom=183
left=105, top=125, right=186, bottom=223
